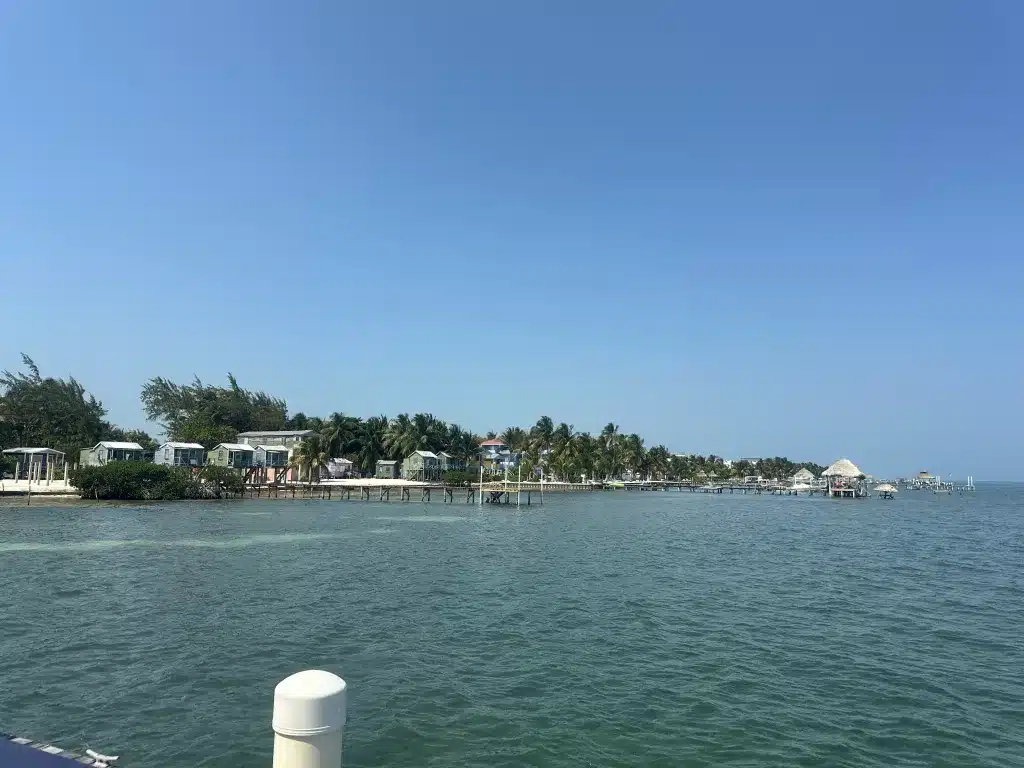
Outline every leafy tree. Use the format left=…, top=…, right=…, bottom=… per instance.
left=140, top=374, right=287, bottom=447
left=199, top=465, right=246, bottom=496
left=0, top=355, right=149, bottom=457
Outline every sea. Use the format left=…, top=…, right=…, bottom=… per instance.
left=1, top=486, right=1022, bottom=767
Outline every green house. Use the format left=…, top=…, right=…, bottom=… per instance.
left=403, top=450, right=440, bottom=481
left=207, top=443, right=255, bottom=469
left=376, top=459, right=398, bottom=479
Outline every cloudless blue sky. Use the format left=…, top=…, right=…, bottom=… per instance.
left=2, top=1, right=1022, bottom=478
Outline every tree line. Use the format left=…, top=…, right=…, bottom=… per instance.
left=2, top=356, right=825, bottom=482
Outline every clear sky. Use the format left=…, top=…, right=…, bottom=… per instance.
left=2, top=1, right=1022, bottom=479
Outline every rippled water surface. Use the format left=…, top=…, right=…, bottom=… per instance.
left=2, top=487, right=1023, bottom=766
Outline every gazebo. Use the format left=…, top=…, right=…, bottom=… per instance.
left=822, top=458, right=867, bottom=498
left=2, top=447, right=67, bottom=484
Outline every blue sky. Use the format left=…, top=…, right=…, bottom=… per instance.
left=2, top=1, right=1021, bottom=479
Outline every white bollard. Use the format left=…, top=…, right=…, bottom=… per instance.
left=273, top=670, right=346, bottom=768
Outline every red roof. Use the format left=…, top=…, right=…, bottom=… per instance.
left=480, top=439, right=506, bottom=446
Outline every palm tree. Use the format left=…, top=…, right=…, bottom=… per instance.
left=322, top=412, right=361, bottom=458
left=622, top=433, right=646, bottom=479
left=444, top=424, right=480, bottom=463
left=500, top=426, right=528, bottom=453
left=385, top=413, right=413, bottom=459
left=410, top=412, right=443, bottom=452
left=599, top=422, right=621, bottom=480
left=357, top=415, right=388, bottom=476
left=530, top=416, right=554, bottom=451
left=290, top=434, right=330, bottom=487
left=647, top=445, right=670, bottom=480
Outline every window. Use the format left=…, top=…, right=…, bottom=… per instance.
left=164, top=449, right=170, bottom=460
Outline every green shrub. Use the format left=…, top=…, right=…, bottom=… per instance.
left=199, top=465, right=246, bottom=496
left=443, top=469, right=477, bottom=487
left=70, top=462, right=245, bottom=500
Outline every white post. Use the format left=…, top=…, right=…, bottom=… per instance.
left=64, top=461, right=69, bottom=484
left=273, top=670, right=346, bottom=768
left=477, top=458, right=483, bottom=506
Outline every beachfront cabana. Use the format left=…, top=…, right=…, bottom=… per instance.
left=2, top=447, right=66, bottom=483
left=79, top=441, right=146, bottom=467
left=822, top=458, right=864, bottom=479
left=822, top=458, right=867, bottom=498
left=403, top=450, right=441, bottom=481
left=153, top=442, right=206, bottom=467
left=254, top=445, right=290, bottom=469
left=376, top=459, right=398, bottom=479
left=327, top=457, right=356, bottom=479
left=207, top=443, right=255, bottom=469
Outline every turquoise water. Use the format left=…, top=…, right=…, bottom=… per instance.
left=1, top=487, right=1022, bottom=766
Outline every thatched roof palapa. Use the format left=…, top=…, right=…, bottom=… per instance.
left=792, top=467, right=816, bottom=482
left=822, top=458, right=864, bottom=478
left=874, top=483, right=897, bottom=493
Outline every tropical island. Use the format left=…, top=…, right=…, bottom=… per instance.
left=1, top=356, right=825, bottom=499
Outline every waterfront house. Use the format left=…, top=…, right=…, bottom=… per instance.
left=153, top=442, right=206, bottom=468
left=480, top=439, right=516, bottom=474
left=376, top=459, right=398, bottom=479
left=480, top=438, right=506, bottom=460
left=438, top=451, right=463, bottom=472
left=2, top=447, right=66, bottom=482
left=79, top=441, right=146, bottom=467
left=236, top=431, right=312, bottom=480
left=327, top=457, right=356, bottom=479
left=254, top=445, right=290, bottom=469
left=403, top=450, right=441, bottom=481
left=207, top=443, right=256, bottom=469
left=236, top=430, right=314, bottom=448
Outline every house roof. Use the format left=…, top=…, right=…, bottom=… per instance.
left=377, top=459, right=397, bottom=465
left=792, top=467, right=816, bottom=481
left=212, top=443, right=255, bottom=451
left=822, top=458, right=864, bottom=477
left=160, top=442, right=205, bottom=450
left=236, top=430, right=314, bottom=437
left=93, top=441, right=144, bottom=450
left=330, top=457, right=353, bottom=464
left=438, top=451, right=454, bottom=457
left=2, top=447, right=65, bottom=455
left=480, top=439, right=506, bottom=446
left=411, top=450, right=439, bottom=458
left=257, top=444, right=290, bottom=453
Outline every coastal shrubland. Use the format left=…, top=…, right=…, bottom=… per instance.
left=70, top=463, right=245, bottom=501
